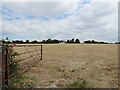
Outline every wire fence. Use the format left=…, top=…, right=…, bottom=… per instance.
left=2, top=44, right=43, bottom=88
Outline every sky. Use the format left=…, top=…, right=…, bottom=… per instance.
left=0, top=0, right=119, bottom=42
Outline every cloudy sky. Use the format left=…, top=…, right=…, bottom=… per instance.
left=0, top=0, right=119, bottom=42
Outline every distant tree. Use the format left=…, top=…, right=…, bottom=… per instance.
left=71, top=38, right=74, bottom=43
left=115, top=42, right=120, bottom=44
left=59, top=40, right=64, bottom=43
left=46, top=39, right=52, bottom=43
left=12, top=41, right=16, bottom=43
left=6, top=37, right=9, bottom=40
left=12, top=40, right=23, bottom=44
left=75, top=39, right=80, bottom=43
left=2, top=39, right=6, bottom=43
left=52, top=39, right=59, bottom=43
left=67, top=40, right=69, bottom=43
left=31, top=40, right=38, bottom=43
left=84, top=40, right=108, bottom=44
left=67, top=40, right=70, bottom=43
left=7, top=41, right=11, bottom=43
left=16, top=40, right=24, bottom=44
left=0, top=39, right=2, bottom=44
left=26, top=40, right=29, bottom=43
left=84, top=40, right=92, bottom=43
left=91, top=40, right=96, bottom=43
left=41, top=40, right=46, bottom=43
left=69, top=38, right=74, bottom=43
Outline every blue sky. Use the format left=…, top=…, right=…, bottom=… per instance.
left=0, top=0, right=118, bottom=42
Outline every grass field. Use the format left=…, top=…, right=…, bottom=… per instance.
left=13, top=44, right=118, bottom=88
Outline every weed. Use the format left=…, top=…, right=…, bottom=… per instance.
left=68, top=80, right=89, bottom=88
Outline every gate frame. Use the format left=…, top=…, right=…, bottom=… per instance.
left=2, top=44, right=43, bottom=88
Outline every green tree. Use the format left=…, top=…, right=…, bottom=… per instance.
left=26, top=40, right=29, bottom=43
left=71, top=38, right=74, bottom=43
left=69, top=38, right=74, bottom=43
left=67, top=40, right=70, bottom=43
left=75, top=39, right=80, bottom=43
left=46, top=39, right=52, bottom=43
left=6, top=37, right=9, bottom=40
left=31, top=40, right=38, bottom=43
left=41, top=40, right=46, bottom=43
left=52, top=39, right=59, bottom=43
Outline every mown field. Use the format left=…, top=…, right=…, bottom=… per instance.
left=13, top=44, right=118, bottom=88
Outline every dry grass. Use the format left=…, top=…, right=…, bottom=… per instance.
left=13, top=44, right=118, bottom=88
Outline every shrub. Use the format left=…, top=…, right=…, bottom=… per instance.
left=68, top=80, right=89, bottom=88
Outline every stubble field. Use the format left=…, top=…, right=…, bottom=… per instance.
left=14, top=44, right=118, bottom=88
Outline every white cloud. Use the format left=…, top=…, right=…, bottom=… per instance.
left=2, top=1, right=80, bottom=17
left=1, top=1, right=118, bottom=42
left=91, top=0, right=119, bottom=2
left=2, top=0, right=81, bottom=2
left=1, top=0, right=119, bottom=2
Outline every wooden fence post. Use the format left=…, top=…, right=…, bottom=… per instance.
left=41, top=45, right=42, bottom=60
left=2, top=46, right=5, bottom=89
left=5, top=45, right=9, bottom=87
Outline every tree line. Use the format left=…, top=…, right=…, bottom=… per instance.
left=1, top=38, right=81, bottom=44
left=1, top=37, right=119, bottom=44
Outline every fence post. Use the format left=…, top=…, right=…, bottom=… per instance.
left=5, top=45, right=9, bottom=87
left=41, top=45, right=42, bottom=60
left=2, top=46, right=5, bottom=89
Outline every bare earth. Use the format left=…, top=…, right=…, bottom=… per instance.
left=14, top=44, right=118, bottom=88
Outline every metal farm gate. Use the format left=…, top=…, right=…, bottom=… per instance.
left=1, top=44, right=42, bottom=88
